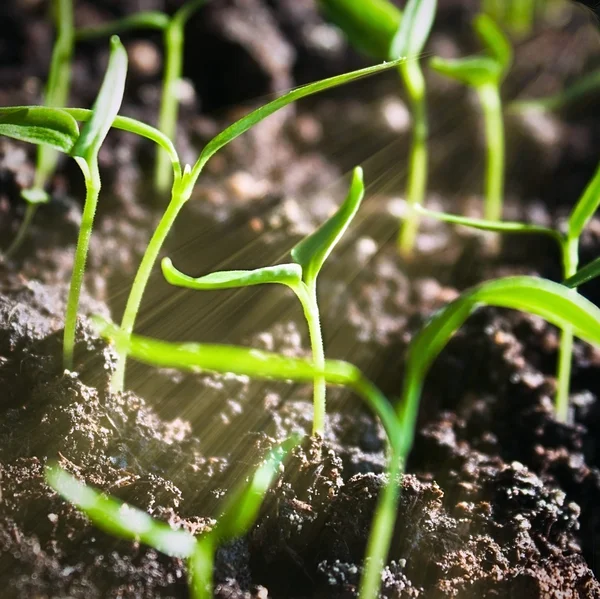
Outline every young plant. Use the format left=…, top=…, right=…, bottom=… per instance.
left=4, top=0, right=74, bottom=258
left=317, top=0, right=437, bottom=258
left=359, top=275, right=600, bottom=599
left=110, top=58, right=404, bottom=393
left=77, top=0, right=207, bottom=193
left=483, top=0, right=539, bottom=37
left=161, top=167, right=365, bottom=437
left=430, top=14, right=512, bottom=221
left=0, top=36, right=127, bottom=369
left=45, top=435, right=300, bottom=599
left=416, top=159, right=600, bottom=421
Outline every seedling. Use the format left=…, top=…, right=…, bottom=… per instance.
left=0, top=36, right=127, bottom=369
left=161, top=167, right=364, bottom=436
left=318, top=0, right=437, bottom=258
left=416, top=159, right=600, bottom=421
left=45, top=434, right=300, bottom=599
left=77, top=0, right=207, bottom=193
left=430, top=14, right=512, bottom=221
left=483, top=0, right=539, bottom=37
left=110, top=58, right=404, bottom=393
left=4, top=0, right=74, bottom=258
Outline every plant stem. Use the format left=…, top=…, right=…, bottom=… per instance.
left=189, top=537, right=214, bottom=599
left=478, top=82, right=504, bottom=221
left=556, top=237, right=579, bottom=422
left=296, top=284, right=327, bottom=437
left=397, top=61, right=428, bottom=258
left=63, top=158, right=101, bottom=370
left=155, top=0, right=205, bottom=194
left=4, top=202, right=37, bottom=259
left=112, top=175, right=190, bottom=391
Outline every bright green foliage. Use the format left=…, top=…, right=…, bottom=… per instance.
left=317, top=0, right=401, bottom=59
left=161, top=168, right=365, bottom=436
left=46, top=436, right=299, bottom=599
left=430, top=14, right=511, bottom=221
left=0, top=107, right=79, bottom=153
left=565, top=257, right=600, bottom=288
left=112, top=59, right=402, bottom=393
left=359, top=275, right=600, bottom=599
left=62, top=36, right=128, bottom=370
left=483, top=0, right=540, bottom=38
left=389, top=0, right=436, bottom=60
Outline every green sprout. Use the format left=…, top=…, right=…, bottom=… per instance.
left=110, top=58, right=404, bottom=393
left=77, top=0, right=207, bottom=193
left=416, top=159, right=600, bottom=421
left=161, top=167, right=364, bottom=437
left=359, top=275, right=600, bottom=599
left=0, top=36, right=127, bottom=369
left=483, top=0, right=540, bottom=38
left=4, top=0, right=74, bottom=259
left=45, top=435, right=299, bottom=599
left=430, top=14, right=512, bottom=222
left=317, top=0, right=437, bottom=258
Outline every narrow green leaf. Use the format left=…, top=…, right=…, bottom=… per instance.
left=564, top=256, right=600, bottom=288
left=474, top=13, right=512, bottom=72
left=430, top=55, right=501, bottom=87
left=390, top=0, right=437, bottom=60
left=162, top=259, right=303, bottom=290
left=408, top=276, right=600, bottom=380
left=568, top=162, right=600, bottom=242
left=191, top=60, right=403, bottom=182
left=214, top=435, right=301, bottom=541
left=45, top=464, right=197, bottom=558
left=416, top=205, right=562, bottom=244
left=291, top=167, right=364, bottom=286
left=76, top=12, right=170, bottom=40
left=71, top=36, right=128, bottom=161
left=317, top=0, right=402, bottom=59
left=0, top=107, right=79, bottom=153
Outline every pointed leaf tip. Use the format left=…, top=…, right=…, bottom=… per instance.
left=292, top=166, right=365, bottom=286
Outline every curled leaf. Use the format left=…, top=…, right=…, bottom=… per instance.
left=430, top=55, right=501, bottom=87
left=474, top=13, right=512, bottom=73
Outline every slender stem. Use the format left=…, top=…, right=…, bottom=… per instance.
left=4, top=202, right=37, bottom=259
left=111, top=176, right=189, bottom=391
left=63, top=158, right=101, bottom=370
left=189, top=537, right=214, bottom=599
left=478, top=83, right=504, bottom=221
left=295, top=283, right=327, bottom=437
left=397, top=61, right=428, bottom=258
left=556, top=237, right=579, bottom=422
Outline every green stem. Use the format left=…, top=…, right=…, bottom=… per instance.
left=155, top=0, right=205, bottom=193
left=478, top=82, right=504, bottom=221
left=189, top=537, right=214, bottom=599
left=111, top=175, right=190, bottom=391
left=556, top=237, right=579, bottom=422
left=63, top=158, right=101, bottom=369
left=4, top=202, right=38, bottom=259
left=296, top=284, right=327, bottom=437
left=397, top=61, right=428, bottom=258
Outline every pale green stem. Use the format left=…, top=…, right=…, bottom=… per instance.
left=556, top=237, right=579, bottom=422
left=111, top=174, right=190, bottom=391
left=189, top=537, right=214, bottom=599
left=155, top=0, right=205, bottom=193
left=477, top=83, right=504, bottom=221
left=295, top=283, right=327, bottom=437
left=63, top=158, right=101, bottom=370
left=8, top=0, right=74, bottom=258
left=397, top=61, right=428, bottom=258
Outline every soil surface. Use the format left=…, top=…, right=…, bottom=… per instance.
left=1, top=0, right=600, bottom=597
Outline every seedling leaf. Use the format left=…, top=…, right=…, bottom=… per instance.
left=162, top=259, right=303, bottom=290
left=568, top=162, right=600, bottom=241
left=214, top=436, right=300, bottom=541
left=317, top=0, right=402, bottom=59
left=564, top=256, right=600, bottom=288
left=291, top=167, right=364, bottom=286
left=390, top=0, right=437, bottom=60
left=45, top=464, right=196, bottom=558
left=0, top=107, right=79, bottom=153
left=474, top=13, right=512, bottom=72
left=76, top=11, right=170, bottom=40
left=430, top=55, right=501, bottom=86
left=71, top=36, right=128, bottom=161
left=416, top=205, right=562, bottom=243
left=191, top=61, right=403, bottom=181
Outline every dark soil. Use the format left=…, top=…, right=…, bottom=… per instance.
left=1, top=0, right=600, bottom=597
